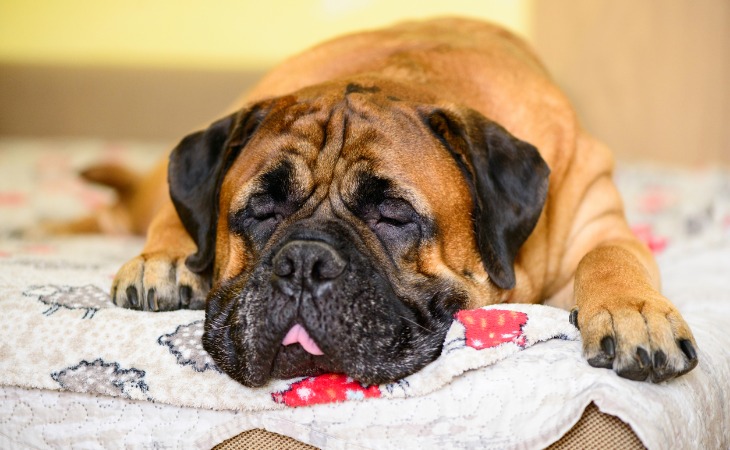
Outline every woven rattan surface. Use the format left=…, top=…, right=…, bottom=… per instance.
left=214, top=428, right=317, bottom=450
left=548, top=403, right=645, bottom=449
left=214, top=402, right=644, bottom=449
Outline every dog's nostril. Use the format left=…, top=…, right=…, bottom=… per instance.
left=273, top=255, right=295, bottom=277
left=312, top=254, right=345, bottom=280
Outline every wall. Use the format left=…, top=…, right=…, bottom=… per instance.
left=532, top=0, right=729, bottom=165
left=0, top=0, right=533, bottom=140
left=0, top=1, right=533, bottom=70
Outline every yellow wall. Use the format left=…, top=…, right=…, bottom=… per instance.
left=0, top=0, right=533, bottom=70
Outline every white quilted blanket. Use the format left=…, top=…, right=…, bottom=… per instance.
left=1, top=139, right=729, bottom=449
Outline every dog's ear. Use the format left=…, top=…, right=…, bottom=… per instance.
left=425, top=108, right=550, bottom=290
left=168, top=106, right=269, bottom=274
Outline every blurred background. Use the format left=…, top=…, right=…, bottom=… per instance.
left=1, top=0, right=728, bottom=165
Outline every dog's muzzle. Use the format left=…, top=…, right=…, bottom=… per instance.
left=203, top=225, right=458, bottom=387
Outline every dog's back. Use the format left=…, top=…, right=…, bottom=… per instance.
left=245, top=18, right=570, bottom=163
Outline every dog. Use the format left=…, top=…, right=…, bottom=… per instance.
left=64, top=18, right=698, bottom=387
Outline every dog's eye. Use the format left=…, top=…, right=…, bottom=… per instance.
left=246, top=195, right=277, bottom=221
left=366, top=198, right=422, bottom=253
left=376, top=198, right=416, bottom=227
left=366, top=198, right=420, bottom=236
left=230, top=194, right=282, bottom=240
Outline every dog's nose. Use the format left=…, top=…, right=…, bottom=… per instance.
left=272, top=240, right=346, bottom=297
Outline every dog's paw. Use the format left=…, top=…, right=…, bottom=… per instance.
left=573, top=296, right=698, bottom=383
left=111, top=252, right=209, bottom=311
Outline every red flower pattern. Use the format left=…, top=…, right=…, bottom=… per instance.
left=272, top=373, right=381, bottom=407
left=0, top=192, right=27, bottom=206
left=631, top=224, right=668, bottom=254
left=455, top=309, right=528, bottom=349
left=638, top=187, right=675, bottom=214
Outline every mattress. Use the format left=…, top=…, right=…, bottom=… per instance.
left=1, top=138, right=728, bottom=449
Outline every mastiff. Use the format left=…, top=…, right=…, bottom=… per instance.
left=77, top=18, right=698, bottom=387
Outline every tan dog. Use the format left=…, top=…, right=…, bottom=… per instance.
left=64, top=18, right=698, bottom=386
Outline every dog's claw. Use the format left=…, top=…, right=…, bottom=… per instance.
left=587, top=335, right=616, bottom=369
left=126, top=286, right=139, bottom=309
left=617, top=347, right=651, bottom=381
left=619, top=362, right=650, bottom=381
left=569, top=308, right=579, bottom=329
left=679, top=339, right=697, bottom=362
left=653, top=350, right=667, bottom=369
left=147, top=288, right=158, bottom=311
left=601, top=336, right=615, bottom=358
left=179, top=285, right=192, bottom=309
left=637, top=347, right=651, bottom=368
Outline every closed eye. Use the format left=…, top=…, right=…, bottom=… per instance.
left=346, top=172, right=426, bottom=249
left=246, top=194, right=277, bottom=221
left=378, top=216, right=410, bottom=227
left=377, top=198, right=416, bottom=227
left=229, top=194, right=283, bottom=241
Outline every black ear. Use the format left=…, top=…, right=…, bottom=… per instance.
left=426, top=109, right=550, bottom=289
left=168, top=106, right=268, bottom=274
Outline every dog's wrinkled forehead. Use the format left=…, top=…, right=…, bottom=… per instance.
left=221, top=84, right=464, bottom=216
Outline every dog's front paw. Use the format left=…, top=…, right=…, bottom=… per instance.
left=111, top=252, right=209, bottom=311
left=573, top=295, right=698, bottom=383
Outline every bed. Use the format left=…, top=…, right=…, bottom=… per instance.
left=1, top=138, right=728, bottom=449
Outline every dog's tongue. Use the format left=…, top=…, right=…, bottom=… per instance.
left=282, top=324, right=324, bottom=355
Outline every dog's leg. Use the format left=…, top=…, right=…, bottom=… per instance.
left=111, top=202, right=209, bottom=311
left=571, top=223, right=698, bottom=383
left=551, top=137, right=699, bottom=382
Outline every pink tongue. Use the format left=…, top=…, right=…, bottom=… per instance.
left=282, top=324, right=324, bottom=356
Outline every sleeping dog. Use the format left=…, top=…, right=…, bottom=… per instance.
left=66, top=18, right=698, bottom=387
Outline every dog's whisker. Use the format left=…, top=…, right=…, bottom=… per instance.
left=398, top=314, right=435, bottom=334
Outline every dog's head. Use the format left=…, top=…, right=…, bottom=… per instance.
left=168, top=82, right=549, bottom=387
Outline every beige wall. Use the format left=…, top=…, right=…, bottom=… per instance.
left=532, top=0, right=730, bottom=165
left=0, top=1, right=534, bottom=141
left=0, top=0, right=533, bottom=70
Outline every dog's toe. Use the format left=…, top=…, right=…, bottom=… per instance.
left=576, top=298, right=698, bottom=382
left=586, top=335, right=615, bottom=369
left=616, top=346, right=652, bottom=381
left=112, top=253, right=209, bottom=311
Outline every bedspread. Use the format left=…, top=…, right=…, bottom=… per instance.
left=1, top=139, right=729, bottom=449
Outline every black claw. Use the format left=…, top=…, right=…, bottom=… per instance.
left=111, top=287, right=118, bottom=306
left=637, top=347, right=652, bottom=368
left=587, top=354, right=614, bottom=369
left=618, top=365, right=650, bottom=382
left=569, top=309, right=579, bottom=329
left=126, top=286, right=139, bottom=308
left=650, top=370, right=675, bottom=384
left=653, top=350, right=667, bottom=369
left=179, top=285, right=192, bottom=309
left=614, top=347, right=653, bottom=381
left=601, top=336, right=616, bottom=359
left=679, top=339, right=698, bottom=362
left=587, top=336, right=616, bottom=369
left=147, top=288, right=157, bottom=311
